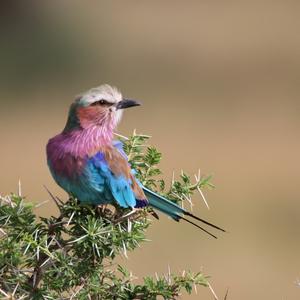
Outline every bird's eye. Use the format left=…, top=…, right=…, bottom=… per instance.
left=91, top=99, right=107, bottom=106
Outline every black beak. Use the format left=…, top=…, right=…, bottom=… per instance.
left=116, top=99, right=141, bottom=110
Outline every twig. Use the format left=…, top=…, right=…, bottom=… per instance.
left=18, top=179, right=22, bottom=197
left=208, top=282, right=219, bottom=300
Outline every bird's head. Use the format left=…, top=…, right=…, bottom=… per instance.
left=64, top=84, right=140, bottom=132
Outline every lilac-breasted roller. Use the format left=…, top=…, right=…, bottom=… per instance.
left=47, top=84, right=225, bottom=238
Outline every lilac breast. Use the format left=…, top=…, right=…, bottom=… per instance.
left=46, top=133, right=86, bottom=180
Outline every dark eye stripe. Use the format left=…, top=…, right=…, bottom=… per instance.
left=91, top=99, right=111, bottom=106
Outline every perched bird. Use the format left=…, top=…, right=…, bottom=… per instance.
left=47, top=84, right=225, bottom=238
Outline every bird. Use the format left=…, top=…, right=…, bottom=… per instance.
left=46, top=84, right=225, bottom=238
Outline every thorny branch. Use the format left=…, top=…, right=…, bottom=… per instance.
left=0, top=132, right=217, bottom=299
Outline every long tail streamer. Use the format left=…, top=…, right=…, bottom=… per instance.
left=143, top=187, right=225, bottom=238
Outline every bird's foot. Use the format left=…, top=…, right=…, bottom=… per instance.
left=112, top=208, right=145, bottom=224
left=95, top=204, right=115, bottom=218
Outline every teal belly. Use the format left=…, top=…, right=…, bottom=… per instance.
left=48, top=159, right=114, bottom=205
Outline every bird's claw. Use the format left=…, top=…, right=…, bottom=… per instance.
left=112, top=209, right=145, bottom=224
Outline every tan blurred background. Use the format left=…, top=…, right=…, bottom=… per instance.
left=1, top=1, right=300, bottom=299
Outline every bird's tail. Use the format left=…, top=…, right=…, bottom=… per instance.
left=143, top=186, right=225, bottom=238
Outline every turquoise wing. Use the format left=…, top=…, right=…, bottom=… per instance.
left=88, top=151, right=137, bottom=208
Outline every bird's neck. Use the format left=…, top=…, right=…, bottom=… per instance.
left=51, top=124, right=115, bottom=158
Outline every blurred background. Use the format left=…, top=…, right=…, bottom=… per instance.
left=1, top=1, right=300, bottom=299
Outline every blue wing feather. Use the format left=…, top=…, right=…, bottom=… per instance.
left=86, top=148, right=137, bottom=208
left=113, top=140, right=128, bottom=160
